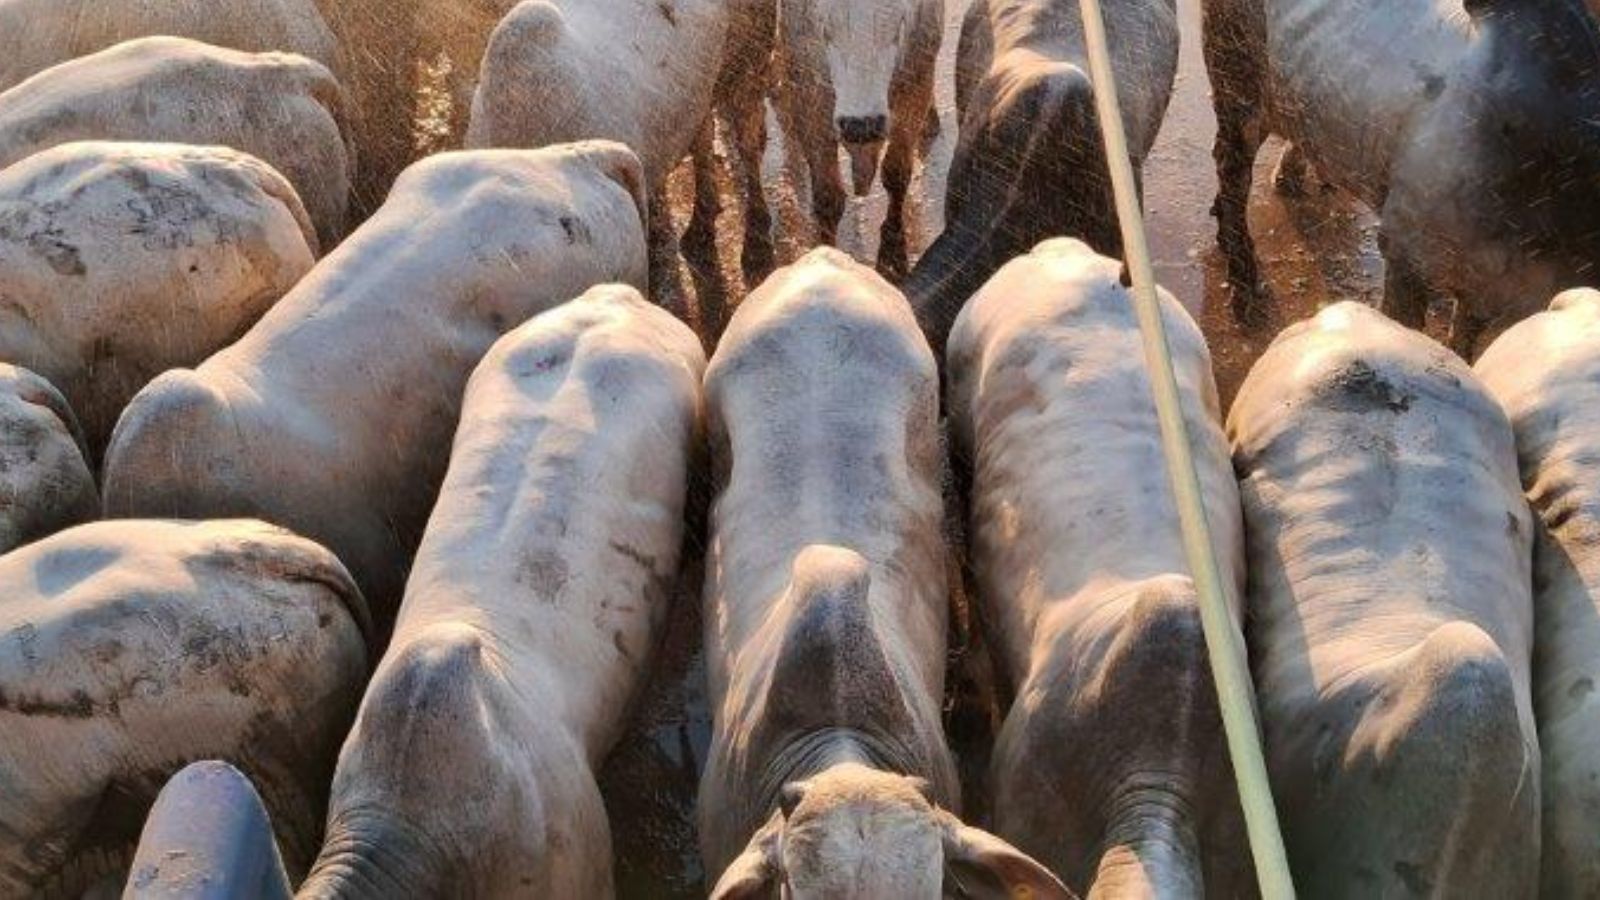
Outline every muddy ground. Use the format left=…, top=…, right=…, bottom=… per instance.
left=551, top=0, right=1444, bottom=894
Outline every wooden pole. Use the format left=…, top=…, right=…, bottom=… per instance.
left=1073, top=0, right=1297, bottom=894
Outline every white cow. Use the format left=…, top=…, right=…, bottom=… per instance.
left=906, top=0, right=1179, bottom=356
left=0, top=519, right=369, bottom=897
left=1201, top=0, right=1600, bottom=349
left=0, top=141, right=317, bottom=459
left=777, top=0, right=943, bottom=278
left=0, top=37, right=352, bottom=248
left=0, top=365, right=95, bottom=554
left=947, top=239, right=1250, bottom=896
left=103, top=143, right=649, bottom=632
left=699, top=248, right=1066, bottom=899
left=467, top=0, right=774, bottom=333
left=1229, top=301, right=1539, bottom=895
left=0, top=0, right=339, bottom=95
left=295, top=285, right=704, bottom=897
left=1475, top=288, right=1600, bottom=898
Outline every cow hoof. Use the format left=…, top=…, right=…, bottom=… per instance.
left=1230, top=282, right=1273, bottom=330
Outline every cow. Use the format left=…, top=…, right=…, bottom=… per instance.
left=1228, top=301, right=1539, bottom=895
left=945, top=238, right=1250, bottom=895
left=776, top=0, right=944, bottom=279
left=0, top=365, right=95, bottom=554
left=697, top=247, right=1066, bottom=899
left=1202, top=0, right=1600, bottom=351
left=0, top=519, right=370, bottom=897
left=102, top=142, right=649, bottom=635
left=290, top=285, right=705, bottom=897
left=126, top=761, right=295, bottom=899
left=467, top=0, right=775, bottom=335
left=906, top=0, right=1179, bottom=358
left=0, top=0, right=339, bottom=96
left=0, top=37, right=353, bottom=249
left=1475, top=288, right=1600, bottom=898
left=0, top=141, right=318, bottom=460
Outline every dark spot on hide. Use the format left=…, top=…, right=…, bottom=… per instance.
left=519, top=550, right=570, bottom=600
left=1506, top=511, right=1523, bottom=537
left=657, top=0, right=677, bottom=24
left=1316, top=361, right=1413, bottom=414
left=609, top=540, right=659, bottom=574
left=40, top=239, right=86, bottom=276
left=559, top=215, right=592, bottom=245
left=0, top=685, right=96, bottom=718
left=521, top=350, right=569, bottom=376
left=1571, top=676, right=1595, bottom=700
left=613, top=629, right=632, bottom=663
left=1410, top=62, right=1447, bottom=100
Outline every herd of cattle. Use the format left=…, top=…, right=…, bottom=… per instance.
left=0, top=0, right=1597, bottom=896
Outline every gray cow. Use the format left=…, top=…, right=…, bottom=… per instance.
left=1229, top=302, right=1539, bottom=895
left=907, top=0, right=1178, bottom=357
left=698, top=248, right=1066, bottom=899
left=948, top=239, right=1250, bottom=896
left=1202, top=0, right=1600, bottom=350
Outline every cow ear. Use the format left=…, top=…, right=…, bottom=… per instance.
left=939, top=812, right=1076, bottom=900
left=709, top=812, right=784, bottom=900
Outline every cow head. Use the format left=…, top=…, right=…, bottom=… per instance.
left=809, top=0, right=920, bottom=193
left=710, top=763, right=1070, bottom=899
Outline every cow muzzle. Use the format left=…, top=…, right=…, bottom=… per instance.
left=837, top=114, right=889, bottom=145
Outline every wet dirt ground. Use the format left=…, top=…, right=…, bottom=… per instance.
left=600, top=0, right=1439, bottom=893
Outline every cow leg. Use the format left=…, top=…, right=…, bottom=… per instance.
left=1201, top=0, right=1271, bottom=325
left=878, top=118, right=920, bottom=282
left=880, top=55, right=937, bottom=281
left=682, top=118, right=728, bottom=340
left=648, top=184, right=692, bottom=324
left=784, top=89, right=846, bottom=248
left=1378, top=228, right=1433, bottom=331
left=727, top=81, right=776, bottom=287
left=683, top=118, right=722, bottom=276
left=804, top=137, right=846, bottom=249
